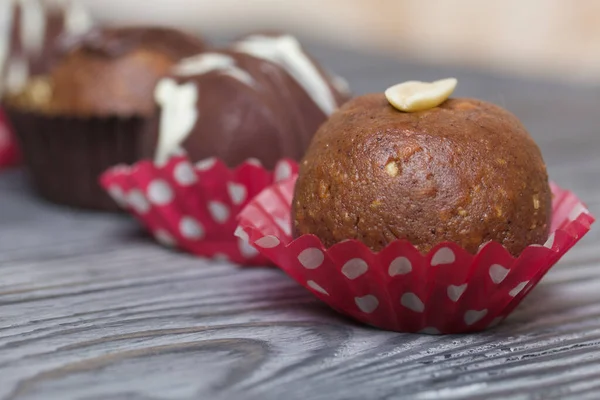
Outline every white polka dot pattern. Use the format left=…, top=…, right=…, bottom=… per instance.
left=420, top=327, right=441, bottom=335
left=431, top=247, right=456, bottom=266
left=489, top=264, right=509, bottom=284
left=464, top=309, right=488, bottom=326
left=447, top=284, right=467, bottom=302
left=341, top=258, right=368, bottom=279
left=227, top=182, right=247, bottom=205
left=274, top=161, right=292, bottom=182
left=208, top=201, right=230, bottom=224
left=255, top=235, right=280, bottom=248
left=173, top=161, right=197, bottom=186
left=388, top=257, right=412, bottom=276
left=355, top=295, right=379, bottom=314
left=509, top=281, right=529, bottom=297
left=179, top=216, right=204, bottom=239
left=100, top=156, right=581, bottom=332
left=298, top=248, right=324, bottom=269
left=307, top=280, right=329, bottom=295
left=127, top=190, right=150, bottom=214
left=147, top=180, right=174, bottom=206
left=195, top=157, right=217, bottom=171
left=401, top=293, right=425, bottom=313
left=234, top=226, right=249, bottom=242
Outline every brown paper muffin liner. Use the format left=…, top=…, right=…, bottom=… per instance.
left=4, top=106, right=152, bottom=211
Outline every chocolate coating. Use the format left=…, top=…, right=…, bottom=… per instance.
left=48, top=27, right=209, bottom=116
left=152, top=34, right=351, bottom=169
left=293, top=94, right=552, bottom=256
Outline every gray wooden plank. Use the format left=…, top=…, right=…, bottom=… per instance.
left=0, top=41, right=598, bottom=400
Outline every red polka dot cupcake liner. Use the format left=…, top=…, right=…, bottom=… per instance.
left=100, top=154, right=298, bottom=266
left=236, top=176, right=595, bottom=333
left=0, top=108, right=20, bottom=169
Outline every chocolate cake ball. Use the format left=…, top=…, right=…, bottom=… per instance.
left=0, top=0, right=93, bottom=95
left=292, top=93, right=552, bottom=256
left=43, top=26, right=209, bottom=116
left=152, top=33, right=351, bottom=168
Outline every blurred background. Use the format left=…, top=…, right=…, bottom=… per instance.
left=80, top=0, right=600, bottom=85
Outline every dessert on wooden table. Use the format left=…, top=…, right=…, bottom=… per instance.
left=237, top=78, right=594, bottom=333
left=101, top=33, right=351, bottom=264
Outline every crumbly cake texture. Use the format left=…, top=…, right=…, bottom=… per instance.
left=292, top=94, right=551, bottom=256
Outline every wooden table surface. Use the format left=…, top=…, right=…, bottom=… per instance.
left=0, top=42, right=599, bottom=400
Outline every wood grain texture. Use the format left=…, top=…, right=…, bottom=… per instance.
left=0, top=42, right=599, bottom=400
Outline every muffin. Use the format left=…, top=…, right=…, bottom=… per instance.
left=151, top=33, right=351, bottom=168
left=292, top=80, right=551, bottom=256
left=3, top=26, right=208, bottom=210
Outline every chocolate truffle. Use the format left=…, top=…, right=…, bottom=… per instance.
left=292, top=93, right=552, bottom=256
left=44, top=26, right=209, bottom=116
left=153, top=33, right=351, bottom=168
left=0, top=0, right=93, bottom=95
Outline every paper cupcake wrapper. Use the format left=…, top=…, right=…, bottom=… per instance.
left=236, top=176, right=595, bottom=333
left=4, top=106, right=149, bottom=210
left=100, top=154, right=298, bottom=266
left=0, top=108, right=20, bottom=169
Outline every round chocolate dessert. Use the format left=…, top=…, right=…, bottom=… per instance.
left=0, top=0, right=93, bottom=95
left=292, top=83, right=551, bottom=256
left=152, top=33, right=351, bottom=168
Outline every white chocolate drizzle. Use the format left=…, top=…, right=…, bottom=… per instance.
left=234, top=35, right=338, bottom=115
left=154, top=78, right=199, bottom=164
left=64, top=1, right=93, bottom=36
left=18, top=0, right=46, bottom=57
left=174, top=52, right=255, bottom=86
